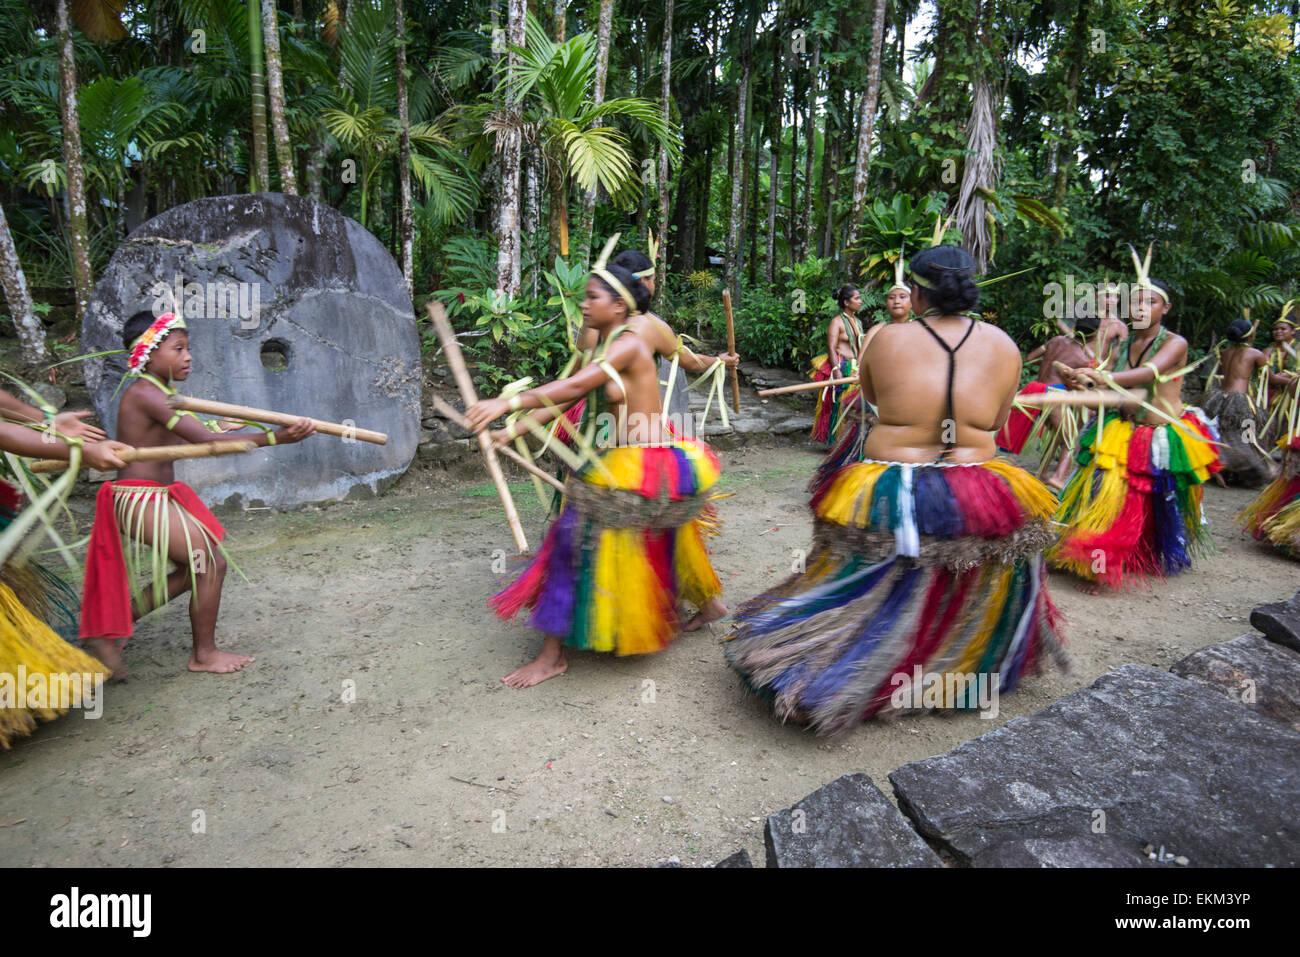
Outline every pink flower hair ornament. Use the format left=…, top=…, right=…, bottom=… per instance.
left=126, top=312, right=187, bottom=376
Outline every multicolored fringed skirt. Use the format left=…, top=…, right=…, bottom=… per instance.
left=1203, top=390, right=1273, bottom=487
left=80, top=480, right=234, bottom=641
left=1048, top=409, right=1221, bottom=587
left=807, top=390, right=876, bottom=499
left=491, top=439, right=723, bottom=656
left=725, top=458, right=1067, bottom=735
left=0, top=480, right=107, bottom=749
left=1239, top=434, right=1300, bottom=559
left=810, top=355, right=858, bottom=443
left=996, top=382, right=1064, bottom=455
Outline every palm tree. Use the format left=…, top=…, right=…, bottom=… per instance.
left=55, top=0, right=92, bottom=322
left=575, top=0, right=613, bottom=269
left=248, top=0, right=270, bottom=190
left=655, top=0, right=674, bottom=301
left=262, top=0, right=297, bottom=194
left=493, top=12, right=681, bottom=264
left=845, top=0, right=888, bottom=272
left=321, top=1, right=476, bottom=232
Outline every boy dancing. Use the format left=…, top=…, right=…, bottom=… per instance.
left=80, top=311, right=315, bottom=676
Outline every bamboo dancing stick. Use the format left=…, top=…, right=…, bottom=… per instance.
left=28, top=440, right=257, bottom=474
left=1018, top=390, right=1145, bottom=408
left=723, top=288, right=740, bottom=412
left=165, top=395, right=388, bottom=445
left=429, top=395, right=565, bottom=493
left=758, top=376, right=857, bottom=397
left=427, top=301, right=530, bottom=554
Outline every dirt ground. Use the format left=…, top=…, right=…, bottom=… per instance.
left=0, top=442, right=1294, bottom=867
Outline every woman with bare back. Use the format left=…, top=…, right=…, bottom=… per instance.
left=725, top=245, right=1066, bottom=735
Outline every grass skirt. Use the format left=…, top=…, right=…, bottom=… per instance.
left=807, top=390, right=876, bottom=499
left=1048, top=409, right=1221, bottom=586
left=80, top=481, right=233, bottom=641
left=1203, top=389, right=1273, bottom=487
left=1239, top=434, right=1300, bottom=559
left=725, top=458, right=1066, bottom=735
left=0, top=481, right=106, bottom=749
left=491, top=438, right=723, bottom=656
left=810, top=355, right=858, bottom=443
left=996, top=382, right=1065, bottom=455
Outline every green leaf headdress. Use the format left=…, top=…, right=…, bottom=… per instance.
left=1128, top=243, right=1169, bottom=304
left=632, top=230, right=659, bottom=281
left=887, top=243, right=908, bottom=294
left=1275, top=299, right=1298, bottom=330
left=591, top=233, right=638, bottom=313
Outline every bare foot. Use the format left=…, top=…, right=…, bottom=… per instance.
left=503, top=642, right=567, bottom=688
left=82, top=638, right=125, bottom=680
left=683, top=598, right=727, bottom=632
left=188, top=647, right=255, bottom=674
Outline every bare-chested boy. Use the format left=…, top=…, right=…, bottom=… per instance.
left=79, top=311, right=315, bottom=677
left=1204, top=318, right=1291, bottom=485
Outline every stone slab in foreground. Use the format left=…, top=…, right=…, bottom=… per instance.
left=888, top=665, right=1300, bottom=868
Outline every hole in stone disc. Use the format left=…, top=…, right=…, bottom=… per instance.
left=260, top=338, right=290, bottom=372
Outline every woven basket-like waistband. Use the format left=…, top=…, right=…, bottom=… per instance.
left=564, top=481, right=712, bottom=529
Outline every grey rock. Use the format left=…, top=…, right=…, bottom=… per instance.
left=771, top=415, right=815, bottom=436
left=764, top=772, right=944, bottom=868
left=889, top=665, right=1300, bottom=867
left=1250, top=589, right=1300, bottom=652
left=31, top=383, right=67, bottom=411
left=81, top=193, right=420, bottom=507
left=714, top=849, right=753, bottom=868
left=1170, top=633, right=1300, bottom=730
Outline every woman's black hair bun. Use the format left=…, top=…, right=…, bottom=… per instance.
left=908, top=244, right=979, bottom=315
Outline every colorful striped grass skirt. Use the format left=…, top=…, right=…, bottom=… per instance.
left=810, top=355, right=858, bottom=443
left=1048, top=409, right=1221, bottom=587
left=807, top=389, right=876, bottom=500
left=1239, top=434, right=1300, bottom=559
left=725, top=458, right=1066, bottom=735
left=491, top=438, right=723, bottom=656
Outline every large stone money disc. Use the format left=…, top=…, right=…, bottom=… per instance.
left=82, top=194, right=420, bottom=507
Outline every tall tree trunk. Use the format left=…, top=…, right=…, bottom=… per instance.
left=801, top=34, right=820, bottom=266
left=552, top=0, right=566, bottom=42
left=788, top=63, right=799, bottom=261
left=724, top=31, right=752, bottom=297
left=654, top=0, right=673, bottom=303
left=262, top=1, right=297, bottom=195
left=56, top=0, right=92, bottom=324
left=576, top=0, right=614, bottom=269
left=496, top=0, right=525, bottom=296
left=0, top=203, right=51, bottom=368
left=248, top=0, right=270, bottom=191
left=694, top=139, right=711, bottom=270
left=523, top=148, right=540, bottom=297
left=746, top=118, right=759, bottom=286
left=1050, top=0, right=1090, bottom=208
left=394, top=0, right=412, bottom=297
left=765, top=27, right=782, bottom=284
left=845, top=0, right=888, bottom=272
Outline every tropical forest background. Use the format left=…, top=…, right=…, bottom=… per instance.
left=2, top=0, right=1299, bottom=392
